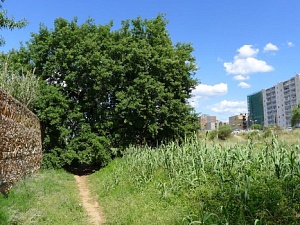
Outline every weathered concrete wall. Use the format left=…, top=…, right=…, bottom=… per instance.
left=0, top=89, right=42, bottom=193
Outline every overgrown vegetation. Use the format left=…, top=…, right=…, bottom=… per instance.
left=0, top=56, right=39, bottom=109
left=89, top=131, right=300, bottom=224
left=0, top=170, right=88, bottom=225
left=217, top=124, right=232, bottom=140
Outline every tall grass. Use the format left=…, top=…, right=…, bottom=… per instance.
left=90, top=132, right=300, bottom=224
left=0, top=56, right=39, bottom=109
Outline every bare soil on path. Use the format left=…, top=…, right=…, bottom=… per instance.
left=74, top=175, right=105, bottom=225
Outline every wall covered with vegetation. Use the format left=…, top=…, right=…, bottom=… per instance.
left=0, top=89, right=42, bottom=193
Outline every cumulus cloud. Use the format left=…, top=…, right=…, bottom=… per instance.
left=189, top=83, right=228, bottom=107
left=263, top=43, right=279, bottom=52
left=287, top=41, right=294, bottom=47
left=209, top=100, right=247, bottom=115
left=192, top=83, right=228, bottom=98
left=235, top=45, right=259, bottom=59
left=223, top=44, right=274, bottom=84
left=224, top=57, right=274, bottom=75
left=238, top=82, right=251, bottom=88
left=233, top=75, right=250, bottom=81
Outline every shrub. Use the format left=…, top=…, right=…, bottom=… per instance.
left=208, top=130, right=218, bottom=140
left=218, top=125, right=232, bottom=140
left=251, top=124, right=262, bottom=130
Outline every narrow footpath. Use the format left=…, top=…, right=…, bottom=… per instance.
left=74, top=175, right=105, bottom=225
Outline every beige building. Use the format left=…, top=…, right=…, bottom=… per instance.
left=199, top=114, right=217, bottom=130
left=229, top=113, right=248, bottom=130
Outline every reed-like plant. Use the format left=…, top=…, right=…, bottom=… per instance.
left=111, top=132, right=300, bottom=224
left=0, top=55, right=39, bottom=109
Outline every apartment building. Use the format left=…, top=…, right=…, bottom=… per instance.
left=262, top=74, right=300, bottom=127
left=248, top=74, right=300, bottom=128
left=229, top=113, right=248, bottom=130
left=199, top=114, right=217, bottom=130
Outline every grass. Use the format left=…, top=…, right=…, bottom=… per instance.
left=1, top=130, right=300, bottom=224
left=89, top=131, right=300, bottom=224
left=0, top=170, right=88, bottom=225
left=89, top=159, right=191, bottom=224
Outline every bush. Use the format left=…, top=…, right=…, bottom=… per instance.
left=251, top=124, right=262, bottom=130
left=208, top=130, right=218, bottom=140
left=218, top=125, right=232, bottom=140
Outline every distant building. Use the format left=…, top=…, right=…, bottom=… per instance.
left=263, top=74, right=300, bottom=127
left=248, top=74, right=300, bottom=128
left=199, top=114, right=217, bottom=130
left=247, top=91, right=265, bottom=128
left=229, top=113, right=248, bottom=130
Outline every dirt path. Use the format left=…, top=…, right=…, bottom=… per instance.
left=74, top=175, right=105, bottom=225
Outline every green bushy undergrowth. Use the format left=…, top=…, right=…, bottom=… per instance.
left=218, top=124, right=232, bottom=140
left=90, top=133, right=300, bottom=224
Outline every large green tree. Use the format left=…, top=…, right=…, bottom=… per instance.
left=0, top=0, right=27, bottom=46
left=15, top=15, right=199, bottom=168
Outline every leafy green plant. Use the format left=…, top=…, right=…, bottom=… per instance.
left=218, top=124, right=232, bottom=140
left=208, top=130, right=218, bottom=140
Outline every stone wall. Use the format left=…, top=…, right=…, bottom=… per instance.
left=0, top=89, right=42, bottom=193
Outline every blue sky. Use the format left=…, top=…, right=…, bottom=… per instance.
left=1, top=0, right=300, bottom=121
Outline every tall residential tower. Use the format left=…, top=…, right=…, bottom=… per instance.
left=262, top=74, right=300, bottom=127
left=248, top=74, right=300, bottom=128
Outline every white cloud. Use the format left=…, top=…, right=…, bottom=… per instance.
left=224, top=45, right=274, bottom=76
left=238, top=82, right=251, bottom=88
left=263, top=43, right=279, bottom=52
left=233, top=75, right=250, bottom=81
left=236, top=45, right=259, bottom=59
left=287, top=41, right=294, bottom=47
left=209, top=100, right=247, bottom=115
left=192, top=83, right=228, bottom=99
left=189, top=83, right=228, bottom=107
left=224, top=57, right=274, bottom=75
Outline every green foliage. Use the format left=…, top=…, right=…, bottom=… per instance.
left=0, top=0, right=27, bottom=46
left=251, top=123, right=262, bottom=130
left=89, top=136, right=300, bottom=224
left=208, top=130, right=218, bottom=140
left=0, top=55, right=39, bottom=109
left=12, top=15, right=198, bottom=167
left=33, top=82, right=111, bottom=168
left=218, top=124, right=232, bottom=140
left=291, top=103, right=300, bottom=127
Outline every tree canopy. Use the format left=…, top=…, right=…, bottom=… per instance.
left=11, top=15, right=199, bottom=168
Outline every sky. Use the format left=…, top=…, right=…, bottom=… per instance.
left=1, top=0, right=300, bottom=122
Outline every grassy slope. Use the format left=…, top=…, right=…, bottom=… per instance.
left=0, top=170, right=88, bottom=225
